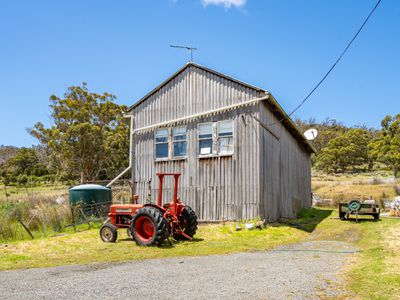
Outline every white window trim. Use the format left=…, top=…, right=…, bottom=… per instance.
left=154, top=127, right=170, bottom=160
left=172, top=126, right=187, bottom=159
left=217, top=120, right=235, bottom=156
left=198, top=122, right=214, bottom=157
left=198, top=120, right=234, bottom=158
left=155, top=126, right=187, bottom=161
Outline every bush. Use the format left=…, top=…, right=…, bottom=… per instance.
left=30, top=163, right=49, bottom=177
left=17, top=175, right=28, bottom=186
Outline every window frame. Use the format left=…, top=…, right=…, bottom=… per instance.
left=154, top=126, right=187, bottom=161
left=172, top=126, right=187, bottom=159
left=198, top=122, right=215, bottom=157
left=217, top=120, right=234, bottom=155
left=154, top=128, right=170, bottom=160
left=198, top=120, right=234, bottom=158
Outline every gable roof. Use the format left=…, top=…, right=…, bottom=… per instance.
left=127, top=62, right=264, bottom=112
left=127, top=62, right=315, bottom=153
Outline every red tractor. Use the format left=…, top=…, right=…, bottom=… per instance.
left=99, top=173, right=197, bottom=246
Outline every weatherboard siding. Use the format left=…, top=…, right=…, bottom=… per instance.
left=128, top=64, right=312, bottom=221
left=132, top=107, right=260, bottom=221
left=258, top=101, right=312, bottom=220
left=130, top=65, right=261, bottom=130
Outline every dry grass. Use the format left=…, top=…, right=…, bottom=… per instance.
left=312, top=172, right=399, bottom=205
left=0, top=185, right=71, bottom=242
left=0, top=184, right=68, bottom=203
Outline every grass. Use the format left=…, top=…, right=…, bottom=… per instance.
left=312, top=171, right=399, bottom=205
left=0, top=183, right=68, bottom=202
left=0, top=182, right=130, bottom=242
left=345, top=220, right=400, bottom=299
left=1, top=172, right=400, bottom=298
left=0, top=196, right=72, bottom=242
left=0, top=221, right=309, bottom=270
left=305, top=211, right=400, bottom=299
left=0, top=207, right=399, bottom=298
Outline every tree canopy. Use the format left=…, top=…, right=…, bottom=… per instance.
left=29, top=83, right=129, bottom=181
left=315, top=128, right=372, bottom=173
left=368, top=114, right=400, bottom=177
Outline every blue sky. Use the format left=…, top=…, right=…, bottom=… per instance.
left=0, top=0, right=399, bottom=147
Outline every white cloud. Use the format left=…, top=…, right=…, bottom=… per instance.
left=201, top=0, right=246, bottom=9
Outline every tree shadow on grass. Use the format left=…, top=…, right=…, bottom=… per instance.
left=273, top=207, right=333, bottom=233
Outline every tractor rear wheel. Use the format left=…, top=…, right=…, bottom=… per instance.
left=174, top=206, right=198, bottom=240
left=100, top=223, right=118, bottom=243
left=131, top=206, right=167, bottom=246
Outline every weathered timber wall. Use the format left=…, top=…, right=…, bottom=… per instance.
left=132, top=108, right=260, bottom=221
left=258, top=102, right=312, bottom=221
left=129, top=64, right=312, bottom=221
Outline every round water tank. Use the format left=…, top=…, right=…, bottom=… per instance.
left=69, top=184, right=112, bottom=208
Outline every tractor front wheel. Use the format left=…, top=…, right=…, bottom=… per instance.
left=174, top=206, right=198, bottom=240
left=100, top=223, right=118, bottom=243
left=131, top=207, right=167, bottom=246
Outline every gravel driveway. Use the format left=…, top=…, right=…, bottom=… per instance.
left=0, top=241, right=356, bottom=300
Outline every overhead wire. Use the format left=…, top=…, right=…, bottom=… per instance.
left=268, top=0, right=383, bottom=127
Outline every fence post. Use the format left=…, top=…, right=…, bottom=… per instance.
left=71, top=206, right=76, bottom=232
left=17, top=212, right=34, bottom=239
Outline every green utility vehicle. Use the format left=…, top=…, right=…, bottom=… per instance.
left=339, top=199, right=380, bottom=221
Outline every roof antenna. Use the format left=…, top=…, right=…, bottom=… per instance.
left=170, top=45, right=198, bottom=62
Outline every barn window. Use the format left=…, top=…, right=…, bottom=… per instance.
left=198, top=120, right=234, bottom=157
left=217, top=120, right=234, bottom=155
left=155, top=128, right=169, bottom=159
left=172, top=126, right=187, bottom=158
left=198, top=123, right=213, bottom=156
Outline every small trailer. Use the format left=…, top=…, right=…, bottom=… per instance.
left=339, top=200, right=380, bottom=221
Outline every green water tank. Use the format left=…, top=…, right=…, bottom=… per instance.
left=69, top=184, right=112, bottom=208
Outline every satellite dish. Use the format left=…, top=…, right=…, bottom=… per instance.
left=304, top=128, right=318, bottom=141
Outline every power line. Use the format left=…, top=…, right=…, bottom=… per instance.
left=270, top=0, right=382, bottom=126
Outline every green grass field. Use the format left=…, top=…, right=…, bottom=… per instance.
left=1, top=208, right=399, bottom=298
left=0, top=219, right=308, bottom=270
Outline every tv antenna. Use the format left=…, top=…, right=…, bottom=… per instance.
left=170, top=45, right=198, bottom=62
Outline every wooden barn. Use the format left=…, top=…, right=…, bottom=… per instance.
left=125, top=62, right=315, bottom=222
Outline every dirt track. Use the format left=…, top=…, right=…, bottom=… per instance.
left=0, top=240, right=356, bottom=300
